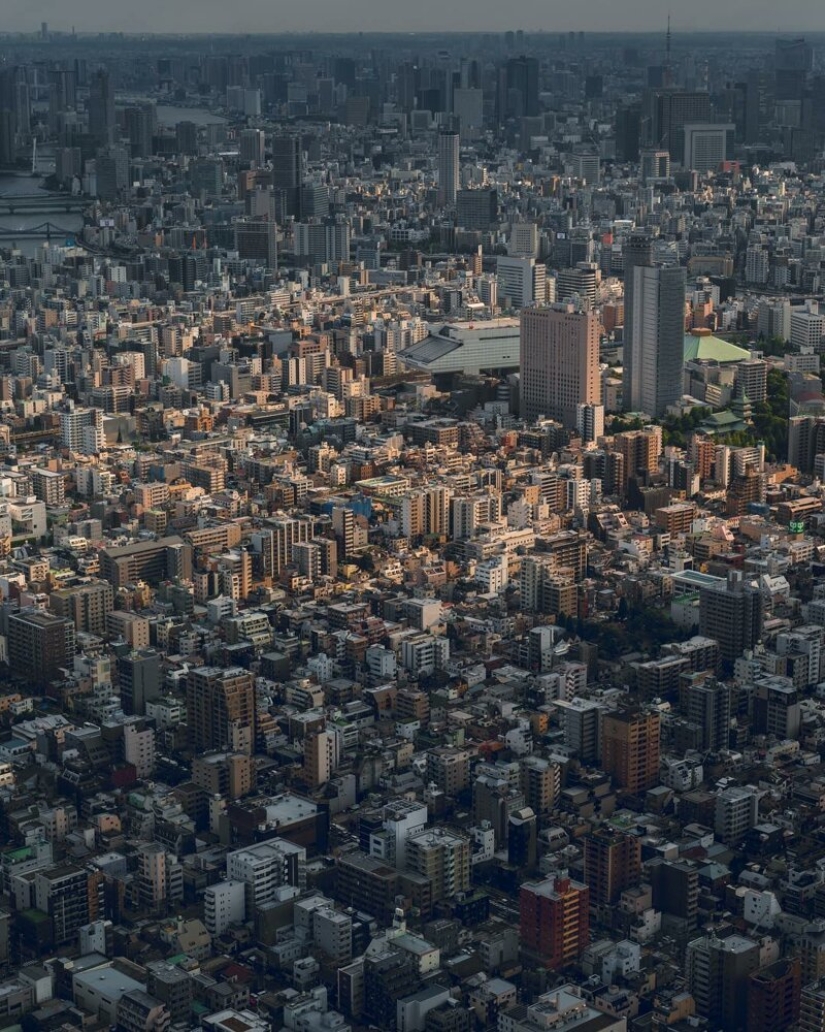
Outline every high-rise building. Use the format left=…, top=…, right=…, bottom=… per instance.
left=682, top=677, right=731, bottom=751
left=35, top=865, right=102, bottom=946
left=687, top=932, right=760, bottom=1031
left=405, top=827, right=471, bottom=904
left=645, top=88, right=712, bottom=162
left=185, top=666, right=255, bottom=754
left=8, top=609, right=76, bottom=686
left=520, top=302, right=601, bottom=426
left=583, top=827, right=642, bottom=907
left=497, top=255, right=546, bottom=310
left=715, top=785, right=760, bottom=844
left=621, top=231, right=653, bottom=411
left=683, top=122, right=734, bottom=173
left=508, top=806, right=537, bottom=869
left=624, top=262, right=687, bottom=417
left=456, top=188, right=498, bottom=231
left=437, top=129, right=459, bottom=206
left=648, top=858, right=699, bottom=927
left=800, top=977, right=825, bottom=1032
left=698, top=571, right=763, bottom=665
left=554, top=698, right=602, bottom=763
left=88, top=69, right=115, bottom=143
left=235, top=219, right=277, bottom=269
left=227, top=839, right=307, bottom=919
left=49, top=579, right=113, bottom=636
left=96, top=145, right=130, bottom=201
left=519, top=875, right=589, bottom=969
left=505, top=56, right=539, bottom=118
left=601, top=708, right=661, bottom=794
left=747, top=958, right=801, bottom=1032
left=271, top=133, right=304, bottom=218
left=304, top=729, right=339, bottom=787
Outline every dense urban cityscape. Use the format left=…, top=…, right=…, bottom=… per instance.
left=1, top=21, right=825, bottom=1032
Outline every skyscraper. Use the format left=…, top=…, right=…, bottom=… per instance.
left=520, top=302, right=601, bottom=426
left=271, top=133, right=304, bottom=219
left=88, top=69, right=115, bottom=144
left=437, top=129, right=459, bottom=207
left=645, top=88, right=712, bottom=162
left=622, top=231, right=653, bottom=412
left=624, top=261, right=686, bottom=417
left=505, top=56, right=539, bottom=118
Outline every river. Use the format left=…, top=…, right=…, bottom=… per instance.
left=156, top=104, right=227, bottom=127
left=0, top=175, right=85, bottom=258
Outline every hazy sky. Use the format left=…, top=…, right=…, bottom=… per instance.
left=4, top=0, right=822, bottom=35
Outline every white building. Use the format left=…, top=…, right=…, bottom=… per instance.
left=400, top=634, right=450, bottom=676
left=497, top=256, right=546, bottom=310
left=204, top=880, right=246, bottom=936
left=227, top=839, right=307, bottom=918
left=791, top=302, right=825, bottom=351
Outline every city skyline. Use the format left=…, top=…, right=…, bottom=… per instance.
left=4, top=0, right=825, bottom=35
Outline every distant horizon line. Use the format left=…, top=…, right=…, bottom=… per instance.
left=0, top=28, right=821, bottom=38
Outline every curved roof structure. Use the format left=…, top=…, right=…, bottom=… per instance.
left=684, top=330, right=751, bottom=364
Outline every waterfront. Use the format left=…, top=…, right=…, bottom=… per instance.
left=0, top=176, right=84, bottom=256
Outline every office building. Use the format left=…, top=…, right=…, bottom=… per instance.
left=8, top=609, right=75, bottom=685
left=235, top=219, right=277, bottom=269
left=456, top=188, right=498, bottom=231
left=624, top=262, right=687, bottom=417
left=520, top=302, right=601, bottom=426
left=698, top=571, right=764, bottom=664
left=621, top=231, right=653, bottom=412
left=506, top=55, right=539, bottom=118
left=271, top=133, right=304, bottom=218
left=497, top=256, right=546, bottom=310
left=687, top=932, right=760, bottom=1031
left=646, top=89, right=712, bottom=163
left=678, top=676, right=730, bottom=752
left=437, top=129, right=459, bottom=206
left=88, top=69, right=115, bottom=143
left=117, top=649, right=162, bottom=716
left=519, top=875, right=589, bottom=969
left=96, top=145, right=130, bottom=201
left=601, top=708, right=661, bottom=794
left=185, top=666, right=255, bottom=754
left=683, top=123, right=734, bottom=173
